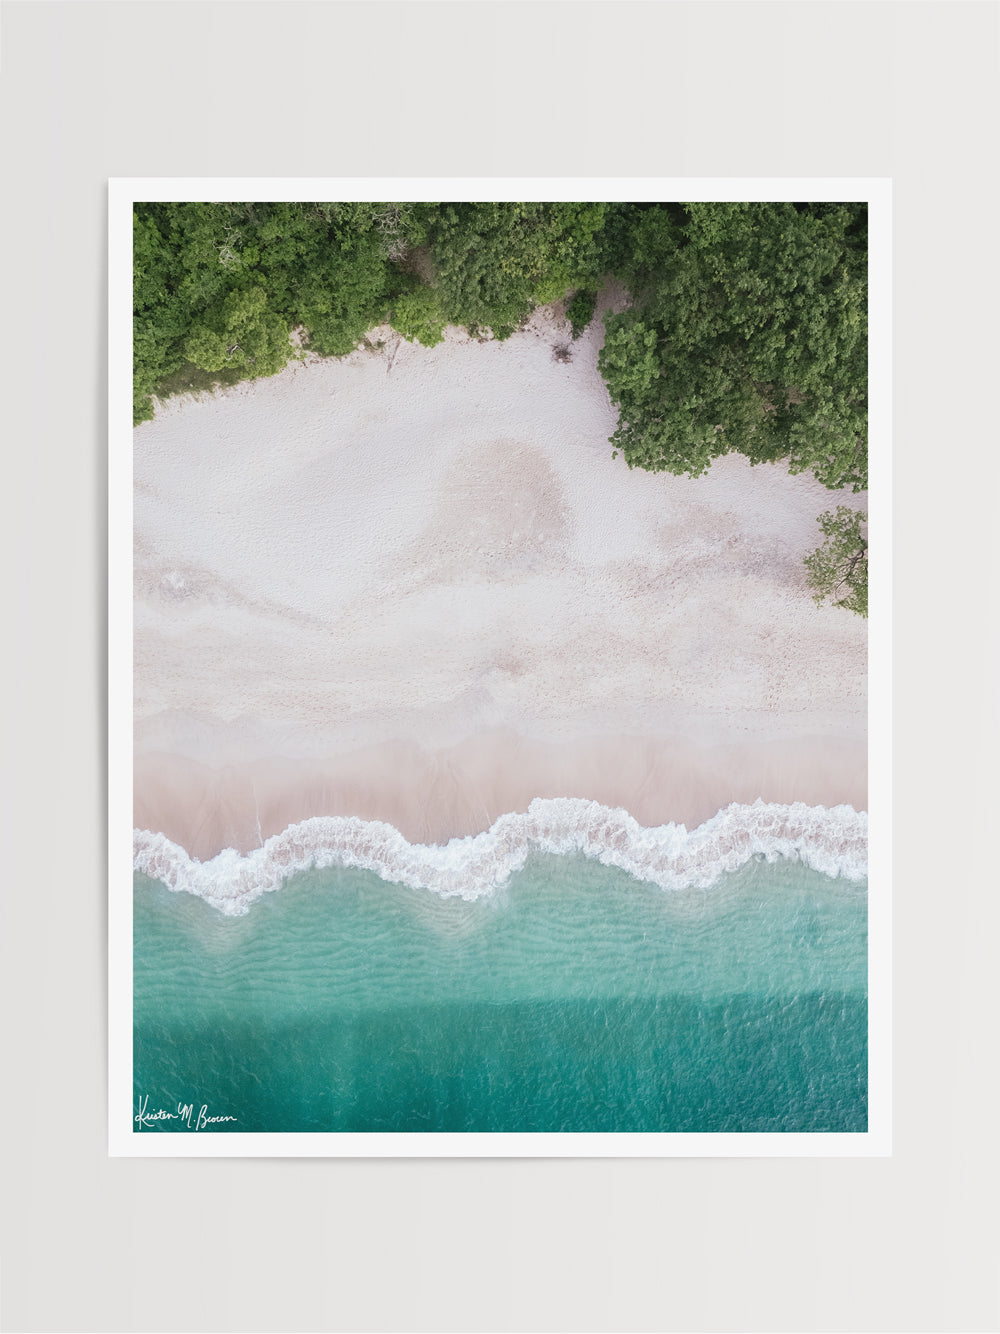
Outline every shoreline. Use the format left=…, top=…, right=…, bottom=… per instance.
left=134, top=295, right=867, bottom=866
left=134, top=791, right=869, bottom=917
left=134, top=729, right=866, bottom=860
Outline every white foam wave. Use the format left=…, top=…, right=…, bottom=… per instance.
left=133, top=798, right=868, bottom=918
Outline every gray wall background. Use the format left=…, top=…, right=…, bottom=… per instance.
left=1, top=3, right=998, bottom=1331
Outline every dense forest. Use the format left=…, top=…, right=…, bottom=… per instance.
left=133, top=200, right=868, bottom=615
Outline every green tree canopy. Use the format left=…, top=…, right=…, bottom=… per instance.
left=132, top=201, right=410, bottom=420
left=598, top=202, right=867, bottom=490
left=183, top=284, right=290, bottom=375
left=132, top=200, right=616, bottom=421
left=414, top=201, right=609, bottom=339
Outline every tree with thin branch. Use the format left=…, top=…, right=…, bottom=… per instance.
left=804, top=506, right=868, bottom=617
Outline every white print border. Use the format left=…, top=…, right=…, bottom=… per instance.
left=109, top=177, right=891, bottom=1158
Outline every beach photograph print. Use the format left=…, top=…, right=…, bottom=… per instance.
left=118, top=183, right=882, bottom=1152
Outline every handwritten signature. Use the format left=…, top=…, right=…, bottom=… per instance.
left=135, top=1094, right=238, bottom=1131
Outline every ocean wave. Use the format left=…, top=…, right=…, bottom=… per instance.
left=133, top=798, right=868, bottom=918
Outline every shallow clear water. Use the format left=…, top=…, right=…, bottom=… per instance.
left=133, top=853, right=867, bottom=1133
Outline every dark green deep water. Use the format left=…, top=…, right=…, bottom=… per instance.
left=133, top=855, right=867, bottom=1134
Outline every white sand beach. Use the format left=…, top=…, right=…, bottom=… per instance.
left=134, top=294, right=867, bottom=858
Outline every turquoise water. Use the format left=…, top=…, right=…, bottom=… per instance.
left=133, top=854, right=867, bottom=1133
